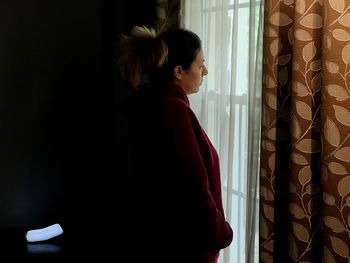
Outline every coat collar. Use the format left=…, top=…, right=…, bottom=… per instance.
left=156, top=82, right=190, bottom=106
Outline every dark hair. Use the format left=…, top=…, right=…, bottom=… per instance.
left=122, top=26, right=201, bottom=88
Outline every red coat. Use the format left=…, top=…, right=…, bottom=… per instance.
left=121, top=82, right=233, bottom=263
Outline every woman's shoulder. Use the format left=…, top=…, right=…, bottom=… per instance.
left=160, top=96, right=192, bottom=118
left=159, top=96, right=203, bottom=134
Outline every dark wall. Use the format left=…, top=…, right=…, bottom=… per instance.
left=0, top=0, right=156, bottom=231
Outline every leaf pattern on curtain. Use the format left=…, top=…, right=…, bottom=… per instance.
left=155, top=0, right=181, bottom=31
left=261, top=0, right=350, bottom=262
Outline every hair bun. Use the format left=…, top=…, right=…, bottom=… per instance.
left=123, top=26, right=168, bottom=88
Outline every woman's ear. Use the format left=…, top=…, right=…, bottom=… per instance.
left=173, top=66, right=183, bottom=80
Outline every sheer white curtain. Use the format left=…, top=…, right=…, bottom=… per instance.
left=181, top=0, right=263, bottom=262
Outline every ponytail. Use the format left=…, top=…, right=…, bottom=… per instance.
left=122, top=26, right=168, bottom=88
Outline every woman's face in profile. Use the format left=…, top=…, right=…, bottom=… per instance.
left=180, top=49, right=208, bottom=94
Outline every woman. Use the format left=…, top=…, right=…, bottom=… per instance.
left=121, top=26, right=233, bottom=263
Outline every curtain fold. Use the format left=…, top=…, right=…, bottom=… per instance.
left=260, top=0, right=350, bottom=262
left=155, top=0, right=182, bottom=31
left=246, top=1, right=264, bottom=261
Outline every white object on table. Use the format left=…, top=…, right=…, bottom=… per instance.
left=25, top=223, right=63, bottom=242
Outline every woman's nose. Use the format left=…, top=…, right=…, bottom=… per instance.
left=203, top=66, right=208, bottom=76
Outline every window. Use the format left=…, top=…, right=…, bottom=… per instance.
left=182, top=0, right=262, bottom=262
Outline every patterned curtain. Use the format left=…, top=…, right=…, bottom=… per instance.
left=260, top=0, right=350, bottom=262
left=155, top=0, right=181, bottom=31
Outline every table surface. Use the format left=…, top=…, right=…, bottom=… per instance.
left=1, top=228, right=65, bottom=261
left=0, top=228, right=123, bottom=262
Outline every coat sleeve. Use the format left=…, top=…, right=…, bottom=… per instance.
left=161, top=97, right=233, bottom=251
